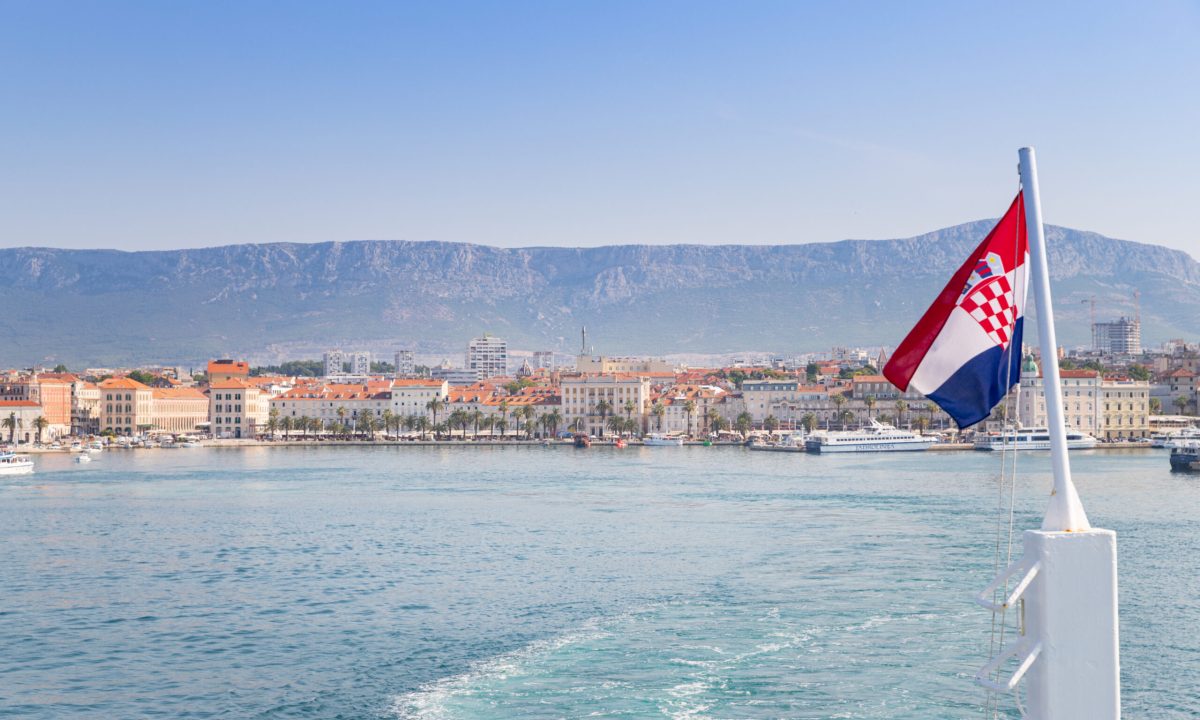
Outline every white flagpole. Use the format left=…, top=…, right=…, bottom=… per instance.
left=975, top=148, right=1119, bottom=719
left=1018, top=147, right=1090, bottom=532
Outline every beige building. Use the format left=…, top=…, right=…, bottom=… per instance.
left=152, top=387, right=209, bottom=434
left=1100, top=379, right=1150, bottom=440
left=209, top=379, right=270, bottom=438
left=389, top=379, right=450, bottom=418
left=72, top=380, right=102, bottom=436
left=561, top=374, right=651, bottom=436
left=575, top=355, right=676, bottom=375
left=99, top=377, right=154, bottom=436
left=0, top=400, right=42, bottom=444
left=1017, top=363, right=1102, bottom=433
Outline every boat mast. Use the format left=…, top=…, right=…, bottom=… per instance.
left=974, top=148, right=1120, bottom=719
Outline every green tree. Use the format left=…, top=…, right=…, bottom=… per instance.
left=266, top=407, right=280, bottom=438
left=1149, top=397, right=1162, bottom=415
left=1174, top=395, right=1191, bottom=415
left=521, top=405, right=537, bottom=439
left=595, top=399, right=612, bottom=438
left=607, top=415, right=626, bottom=438
left=801, top=413, right=818, bottom=433
left=544, top=410, right=562, bottom=438
left=652, top=402, right=666, bottom=432
left=471, top=410, right=485, bottom=439
left=805, top=362, right=819, bottom=383
left=864, top=395, right=876, bottom=420
left=735, top=411, right=753, bottom=437
left=831, top=394, right=847, bottom=428
left=33, top=416, right=49, bottom=444
left=895, top=399, right=909, bottom=428
left=53, top=363, right=69, bottom=373
left=127, top=370, right=156, bottom=385
left=3, top=412, right=17, bottom=443
left=426, top=397, right=445, bottom=434
left=280, top=415, right=293, bottom=440
left=1128, top=364, right=1151, bottom=382
left=763, top=415, right=779, bottom=433
left=683, top=400, right=697, bottom=438
left=498, top=400, right=510, bottom=437
left=706, top=408, right=721, bottom=435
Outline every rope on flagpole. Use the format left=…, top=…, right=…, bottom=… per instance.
left=984, top=178, right=1027, bottom=720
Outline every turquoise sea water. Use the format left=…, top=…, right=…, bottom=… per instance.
left=1, top=446, right=1196, bottom=719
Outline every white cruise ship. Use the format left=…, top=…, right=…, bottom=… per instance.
left=804, top=420, right=936, bottom=453
left=973, top=426, right=1098, bottom=451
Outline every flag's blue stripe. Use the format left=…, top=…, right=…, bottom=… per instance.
left=926, top=318, right=1024, bottom=429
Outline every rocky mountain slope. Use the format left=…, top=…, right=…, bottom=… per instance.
left=0, top=222, right=1194, bottom=366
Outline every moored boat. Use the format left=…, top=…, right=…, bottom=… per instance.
left=573, top=433, right=591, bottom=448
left=75, top=454, right=92, bottom=464
left=1169, top=441, right=1200, bottom=471
left=805, top=420, right=934, bottom=453
left=643, top=433, right=684, bottom=446
left=748, top=431, right=807, bottom=452
left=973, top=426, right=1098, bottom=451
left=0, top=452, right=34, bottom=476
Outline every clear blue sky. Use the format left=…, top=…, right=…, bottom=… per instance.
left=2, top=1, right=1197, bottom=253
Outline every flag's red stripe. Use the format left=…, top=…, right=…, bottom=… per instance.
left=883, top=192, right=1024, bottom=391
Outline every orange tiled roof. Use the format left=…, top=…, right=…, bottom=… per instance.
left=207, top=360, right=250, bottom=375
left=209, top=379, right=254, bottom=390
left=0, top=400, right=40, bottom=407
left=99, top=377, right=151, bottom=391
left=152, top=387, right=207, bottom=400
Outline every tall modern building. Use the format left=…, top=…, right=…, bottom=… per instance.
left=467, top=334, right=508, bottom=378
left=394, top=350, right=415, bottom=377
left=1092, top=317, right=1141, bottom=355
left=324, top=350, right=372, bottom=376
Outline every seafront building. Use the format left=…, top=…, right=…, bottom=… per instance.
left=152, top=387, right=209, bottom=434
left=467, top=335, right=508, bottom=378
left=560, top=374, right=651, bottom=436
left=99, top=377, right=155, bottom=436
left=209, top=379, right=270, bottom=439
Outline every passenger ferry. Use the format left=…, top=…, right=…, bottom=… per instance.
left=804, top=420, right=935, bottom=453
left=0, top=452, right=34, bottom=476
left=973, top=426, right=1098, bottom=451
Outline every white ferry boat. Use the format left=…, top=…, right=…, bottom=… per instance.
left=973, top=426, right=1098, bottom=451
left=0, top=452, right=34, bottom=476
left=643, top=434, right=684, bottom=446
left=804, top=420, right=935, bottom=453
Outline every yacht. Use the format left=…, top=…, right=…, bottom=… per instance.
left=0, top=452, right=34, bottom=476
left=75, top=454, right=92, bottom=464
left=643, top=434, right=685, bottom=446
left=748, top=432, right=807, bottom=453
left=86, top=441, right=104, bottom=453
left=973, top=426, right=1098, bottom=451
left=805, top=420, right=936, bottom=453
left=1158, top=427, right=1200, bottom=449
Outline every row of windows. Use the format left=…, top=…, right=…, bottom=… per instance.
left=105, top=393, right=134, bottom=401
left=214, top=417, right=242, bottom=425
left=213, top=405, right=242, bottom=413
left=214, top=393, right=243, bottom=401
left=106, top=404, right=133, bottom=413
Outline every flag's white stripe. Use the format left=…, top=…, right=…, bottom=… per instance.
left=909, top=262, right=1028, bottom=395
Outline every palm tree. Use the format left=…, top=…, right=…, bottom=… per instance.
left=544, top=409, right=562, bottom=438
left=309, top=416, right=323, bottom=438
left=915, top=415, right=931, bottom=434
left=801, top=413, right=818, bottom=433
left=763, top=415, right=779, bottom=433
left=494, top=419, right=508, bottom=438
left=403, top=414, right=418, bottom=437
left=595, top=399, right=612, bottom=438
left=706, top=408, right=721, bottom=436
left=471, top=410, right=485, bottom=440
left=839, top=409, right=855, bottom=428
left=569, top=417, right=586, bottom=433
left=380, top=410, right=396, bottom=439
left=1149, top=397, right=1162, bottom=415
left=281, top=416, right=293, bottom=440
left=607, top=415, right=625, bottom=438
left=426, top=397, right=445, bottom=433
left=895, top=399, right=909, bottom=428
left=359, top=410, right=377, bottom=440
left=520, top=405, right=537, bottom=439
left=3, top=412, right=16, bottom=444
left=652, top=402, right=666, bottom=432
left=497, top=400, right=510, bottom=437
left=864, top=395, right=876, bottom=420
left=33, top=416, right=49, bottom=444
left=735, top=411, right=752, bottom=437
left=831, top=394, right=847, bottom=429
left=415, top=416, right=431, bottom=440
left=624, top=400, right=636, bottom=421
left=1174, top=395, right=1191, bottom=415
left=335, top=406, right=348, bottom=428
left=683, top=400, right=697, bottom=438
left=266, top=407, right=280, bottom=438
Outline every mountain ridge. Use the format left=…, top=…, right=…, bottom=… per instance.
left=1, top=221, right=1196, bottom=367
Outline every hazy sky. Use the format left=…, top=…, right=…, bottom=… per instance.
left=2, top=1, right=1198, bottom=253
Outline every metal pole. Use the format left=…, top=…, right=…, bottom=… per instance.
left=1018, top=147, right=1090, bottom=532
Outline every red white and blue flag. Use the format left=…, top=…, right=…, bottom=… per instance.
left=883, top=193, right=1029, bottom=428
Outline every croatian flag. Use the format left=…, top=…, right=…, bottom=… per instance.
left=883, top=194, right=1029, bottom=428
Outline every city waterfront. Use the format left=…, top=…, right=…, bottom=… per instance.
left=1, top=447, right=1196, bottom=719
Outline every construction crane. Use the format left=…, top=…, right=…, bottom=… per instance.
left=1081, top=295, right=1096, bottom=350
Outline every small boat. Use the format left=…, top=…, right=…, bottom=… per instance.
left=87, top=441, right=104, bottom=453
left=0, top=452, right=34, bottom=476
left=179, top=441, right=201, bottom=448
left=806, top=420, right=936, bottom=453
left=973, top=426, right=1098, bottom=451
left=69, top=442, right=84, bottom=453
left=1169, top=440, right=1200, bottom=471
left=643, top=433, right=684, bottom=446
left=573, top=433, right=591, bottom=448
left=75, top=454, right=92, bottom=464
left=614, top=438, right=627, bottom=448
left=1161, top=427, right=1200, bottom=449
left=748, top=432, right=807, bottom=453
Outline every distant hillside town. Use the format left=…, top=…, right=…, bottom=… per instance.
left=3, top=318, right=1198, bottom=447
